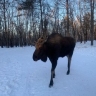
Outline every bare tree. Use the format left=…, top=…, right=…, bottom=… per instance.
left=90, top=0, right=94, bottom=45
left=66, top=0, right=69, bottom=35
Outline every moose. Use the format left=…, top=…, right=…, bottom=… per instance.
left=33, top=33, right=76, bottom=87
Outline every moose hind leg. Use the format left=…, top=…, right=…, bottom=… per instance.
left=67, top=55, right=71, bottom=75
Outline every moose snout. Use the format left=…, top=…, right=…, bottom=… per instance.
left=33, top=54, right=38, bottom=61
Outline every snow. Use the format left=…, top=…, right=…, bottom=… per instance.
left=0, top=41, right=96, bottom=96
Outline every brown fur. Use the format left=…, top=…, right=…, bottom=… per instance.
left=35, top=34, right=62, bottom=49
left=33, top=33, right=76, bottom=87
left=48, top=33, right=63, bottom=44
left=35, top=38, right=45, bottom=49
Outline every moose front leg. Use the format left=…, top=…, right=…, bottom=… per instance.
left=49, top=59, right=57, bottom=87
left=67, top=55, right=72, bottom=75
left=53, top=70, right=55, bottom=78
left=49, top=70, right=54, bottom=87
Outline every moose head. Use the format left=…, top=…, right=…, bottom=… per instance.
left=33, top=35, right=48, bottom=62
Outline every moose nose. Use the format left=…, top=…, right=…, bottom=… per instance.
left=33, top=54, right=38, bottom=61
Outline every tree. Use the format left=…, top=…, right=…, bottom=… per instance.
left=66, top=0, right=69, bottom=35
left=83, top=13, right=90, bottom=42
left=90, top=0, right=94, bottom=45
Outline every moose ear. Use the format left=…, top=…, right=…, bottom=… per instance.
left=44, top=35, right=48, bottom=42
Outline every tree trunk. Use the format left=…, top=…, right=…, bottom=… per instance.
left=90, top=0, right=94, bottom=46
left=40, top=0, right=43, bottom=35
left=66, top=0, right=69, bottom=35
left=4, top=0, right=7, bottom=32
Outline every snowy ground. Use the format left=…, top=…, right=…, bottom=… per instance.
left=0, top=41, right=96, bottom=96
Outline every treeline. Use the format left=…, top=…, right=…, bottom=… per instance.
left=0, top=0, right=96, bottom=48
left=0, top=31, right=33, bottom=48
left=0, top=24, right=96, bottom=48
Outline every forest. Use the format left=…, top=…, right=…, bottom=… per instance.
left=0, top=0, right=96, bottom=47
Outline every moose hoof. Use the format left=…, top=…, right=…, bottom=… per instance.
left=66, top=71, right=70, bottom=75
left=49, top=81, right=54, bottom=88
